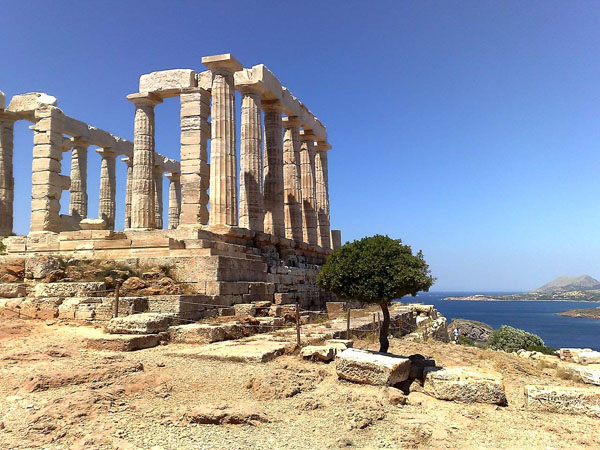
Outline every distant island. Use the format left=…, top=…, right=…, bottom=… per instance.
left=445, top=275, right=600, bottom=302
left=558, top=306, right=600, bottom=320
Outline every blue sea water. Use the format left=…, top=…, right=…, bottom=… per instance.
left=402, top=291, right=600, bottom=351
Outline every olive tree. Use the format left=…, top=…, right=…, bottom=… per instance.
left=317, top=235, right=435, bottom=353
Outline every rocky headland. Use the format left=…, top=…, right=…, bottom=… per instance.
left=558, top=307, right=600, bottom=320
left=445, top=275, right=600, bottom=302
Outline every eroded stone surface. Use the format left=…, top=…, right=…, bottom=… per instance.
left=335, top=348, right=411, bottom=386
left=423, top=366, right=507, bottom=405
left=106, top=313, right=172, bottom=335
left=525, top=385, right=600, bottom=418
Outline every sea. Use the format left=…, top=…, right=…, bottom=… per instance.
left=402, top=291, right=600, bottom=351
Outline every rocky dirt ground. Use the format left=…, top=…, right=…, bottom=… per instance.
left=0, top=317, right=598, bottom=450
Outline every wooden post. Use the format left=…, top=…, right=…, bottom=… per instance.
left=346, top=307, right=351, bottom=340
left=295, top=301, right=301, bottom=348
left=113, top=283, right=120, bottom=318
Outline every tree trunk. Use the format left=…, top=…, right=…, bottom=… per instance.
left=379, top=301, right=390, bottom=353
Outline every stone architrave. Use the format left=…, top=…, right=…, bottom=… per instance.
left=202, top=54, right=243, bottom=226
left=238, top=85, right=264, bottom=232
left=127, top=93, right=162, bottom=230
left=315, top=142, right=331, bottom=248
left=166, top=172, right=181, bottom=229
left=299, top=130, right=318, bottom=244
left=282, top=116, right=303, bottom=242
left=69, top=137, right=89, bottom=222
left=97, top=148, right=117, bottom=230
left=153, top=167, right=164, bottom=229
left=31, top=106, right=67, bottom=233
left=0, top=111, right=16, bottom=235
left=179, top=88, right=210, bottom=227
left=262, top=101, right=285, bottom=237
left=122, top=157, right=133, bottom=229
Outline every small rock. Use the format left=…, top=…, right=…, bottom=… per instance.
left=121, top=277, right=146, bottom=291
left=388, top=387, right=408, bottom=405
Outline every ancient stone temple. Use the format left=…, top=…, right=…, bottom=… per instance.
left=0, top=54, right=341, bottom=315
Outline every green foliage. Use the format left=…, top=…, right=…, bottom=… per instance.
left=487, top=325, right=545, bottom=352
left=0, top=241, right=6, bottom=254
left=525, top=344, right=557, bottom=355
left=316, top=234, right=435, bottom=304
left=458, top=336, right=474, bottom=346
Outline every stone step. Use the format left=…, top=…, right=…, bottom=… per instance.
left=106, top=312, right=174, bottom=334
left=167, top=337, right=291, bottom=363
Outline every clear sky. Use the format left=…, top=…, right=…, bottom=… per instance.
left=1, top=1, right=599, bottom=292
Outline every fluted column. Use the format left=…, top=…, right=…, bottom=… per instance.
left=0, top=111, right=16, bottom=236
left=179, top=88, right=210, bottom=226
left=238, top=85, right=264, bottom=232
left=97, top=148, right=117, bottom=230
left=299, top=130, right=318, bottom=244
left=315, top=142, right=331, bottom=248
left=282, top=116, right=303, bottom=242
left=330, top=229, right=342, bottom=250
left=69, top=137, right=88, bottom=222
left=127, top=93, right=162, bottom=229
left=153, top=167, right=164, bottom=229
left=263, top=101, right=285, bottom=237
left=202, top=54, right=242, bottom=226
left=122, top=157, right=133, bottom=229
left=166, top=172, right=181, bottom=229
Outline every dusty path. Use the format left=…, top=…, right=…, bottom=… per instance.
left=0, top=318, right=598, bottom=449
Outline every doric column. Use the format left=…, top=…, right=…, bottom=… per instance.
left=97, top=148, right=117, bottom=230
left=31, top=106, right=68, bottom=233
left=122, top=157, right=133, bottom=229
left=153, top=167, right=164, bottom=229
left=299, top=130, right=318, bottom=244
left=202, top=54, right=242, bottom=226
left=262, top=101, right=285, bottom=237
left=166, top=172, right=181, bottom=229
left=282, top=116, right=303, bottom=242
left=127, top=93, right=162, bottom=229
left=69, top=137, right=88, bottom=222
left=315, top=142, right=331, bottom=248
left=238, top=85, right=264, bottom=232
left=0, top=111, right=16, bottom=235
left=179, top=88, right=210, bottom=227
left=330, top=229, right=342, bottom=250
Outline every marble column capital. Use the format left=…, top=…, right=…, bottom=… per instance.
left=299, top=129, right=317, bottom=143
left=96, top=148, right=117, bottom=159
left=165, top=172, right=180, bottom=181
left=282, top=116, right=301, bottom=129
left=237, top=83, right=264, bottom=97
left=262, top=100, right=284, bottom=112
left=315, top=141, right=332, bottom=152
left=202, top=53, right=243, bottom=74
left=127, top=92, right=163, bottom=107
left=71, top=136, right=91, bottom=149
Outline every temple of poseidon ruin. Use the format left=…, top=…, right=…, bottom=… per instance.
left=0, top=53, right=343, bottom=320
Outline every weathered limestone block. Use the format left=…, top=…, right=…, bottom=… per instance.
left=301, top=345, right=336, bottom=362
left=0, top=283, right=27, bottom=298
left=86, top=333, right=161, bottom=351
left=107, top=313, right=173, bottom=334
left=33, top=282, right=106, bottom=298
left=169, top=323, right=226, bottom=344
left=139, top=69, right=197, bottom=97
left=335, top=348, right=411, bottom=386
left=79, top=218, right=107, bottom=230
left=423, top=367, right=507, bottom=405
left=7, top=92, right=57, bottom=115
left=525, top=385, right=600, bottom=418
left=25, top=256, right=62, bottom=279
left=179, top=88, right=210, bottom=227
left=233, top=303, right=256, bottom=316
left=203, top=54, right=242, bottom=226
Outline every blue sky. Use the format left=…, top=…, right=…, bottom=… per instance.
left=1, top=1, right=599, bottom=291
